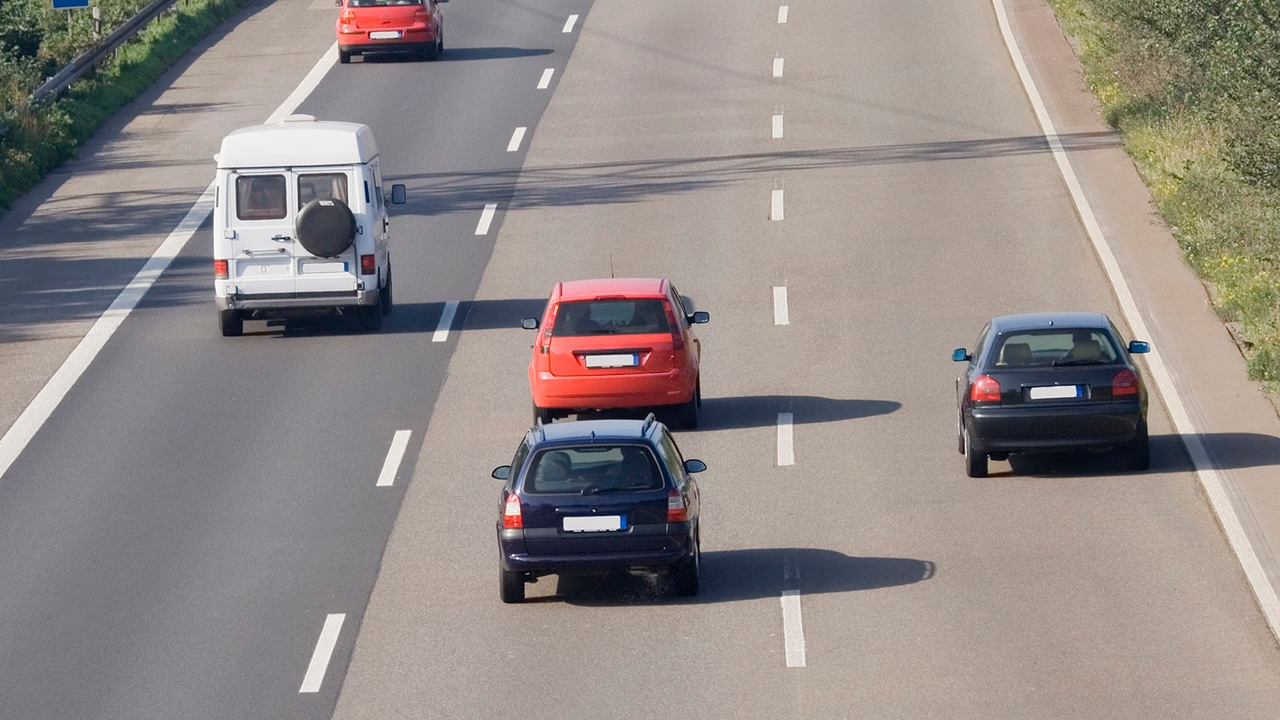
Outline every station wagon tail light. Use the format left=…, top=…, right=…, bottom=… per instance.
left=667, top=488, right=687, bottom=523
left=1112, top=369, right=1139, bottom=396
left=971, top=375, right=1001, bottom=403
left=360, top=254, right=376, bottom=275
left=502, top=493, right=523, bottom=529
left=214, top=259, right=228, bottom=279
left=663, top=303, right=685, bottom=351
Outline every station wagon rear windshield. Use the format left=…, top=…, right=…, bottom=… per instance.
left=525, top=446, right=664, bottom=494
left=991, top=329, right=1120, bottom=368
left=553, top=299, right=670, bottom=337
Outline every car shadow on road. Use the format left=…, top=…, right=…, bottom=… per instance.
left=262, top=298, right=545, bottom=337
left=696, top=395, right=901, bottom=431
left=998, top=432, right=1280, bottom=477
left=541, top=548, right=935, bottom=606
left=355, top=47, right=553, bottom=64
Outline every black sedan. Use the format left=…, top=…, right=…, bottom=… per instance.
left=953, top=312, right=1151, bottom=477
left=492, top=415, right=706, bottom=603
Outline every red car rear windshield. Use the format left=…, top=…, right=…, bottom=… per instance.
left=349, top=0, right=419, bottom=6
left=552, top=299, right=671, bottom=337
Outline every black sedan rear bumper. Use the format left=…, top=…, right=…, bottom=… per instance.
left=968, top=400, right=1144, bottom=453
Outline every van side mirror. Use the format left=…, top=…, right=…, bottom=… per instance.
left=492, top=466, right=511, bottom=480
left=521, top=317, right=539, bottom=330
left=390, top=184, right=406, bottom=205
left=689, top=311, right=709, bottom=324
left=1128, top=340, right=1150, bottom=354
left=952, top=348, right=970, bottom=362
left=684, top=459, right=707, bottom=474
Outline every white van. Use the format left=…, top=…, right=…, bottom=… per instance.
left=212, top=115, right=405, bottom=336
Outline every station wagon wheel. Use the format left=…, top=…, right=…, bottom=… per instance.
left=671, top=530, right=700, bottom=597
left=963, top=424, right=988, bottom=478
left=499, top=566, right=525, bottom=604
left=219, top=309, right=243, bottom=337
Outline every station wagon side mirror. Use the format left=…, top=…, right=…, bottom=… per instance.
left=684, top=459, right=707, bottom=474
left=492, top=466, right=511, bottom=480
left=1128, top=340, right=1151, bottom=354
left=390, top=184, right=406, bottom=205
left=952, top=348, right=970, bottom=362
left=521, top=317, right=539, bottom=330
left=689, top=311, right=710, bottom=324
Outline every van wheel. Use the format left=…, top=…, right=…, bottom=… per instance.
left=338, top=48, right=351, bottom=64
left=380, top=267, right=393, bottom=316
left=671, top=532, right=700, bottom=597
left=358, top=305, right=383, bottom=332
left=219, top=309, right=243, bottom=337
left=500, top=566, right=525, bottom=604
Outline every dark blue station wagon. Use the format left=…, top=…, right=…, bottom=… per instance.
left=492, top=416, right=706, bottom=603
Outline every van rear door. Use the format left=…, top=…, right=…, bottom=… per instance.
left=227, top=171, right=296, bottom=298
left=293, top=169, right=360, bottom=295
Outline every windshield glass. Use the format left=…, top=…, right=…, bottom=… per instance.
left=990, top=329, right=1120, bottom=368
left=552, top=299, right=670, bottom=337
left=524, top=445, right=664, bottom=494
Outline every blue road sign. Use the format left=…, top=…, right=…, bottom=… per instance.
left=52, top=0, right=90, bottom=8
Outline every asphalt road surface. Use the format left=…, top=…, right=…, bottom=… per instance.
left=3, top=0, right=1280, bottom=718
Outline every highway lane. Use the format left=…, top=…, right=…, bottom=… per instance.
left=331, top=0, right=1280, bottom=718
left=0, top=0, right=593, bottom=717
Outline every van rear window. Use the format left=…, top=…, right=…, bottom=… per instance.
left=553, top=299, right=671, bottom=337
left=236, top=175, right=287, bottom=220
left=298, top=173, right=348, bottom=209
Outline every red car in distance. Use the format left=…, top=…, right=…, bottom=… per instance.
left=336, top=0, right=444, bottom=64
left=522, top=279, right=710, bottom=428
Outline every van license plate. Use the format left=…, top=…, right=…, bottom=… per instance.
left=301, top=261, right=348, bottom=274
left=1028, top=385, right=1082, bottom=400
left=584, top=354, right=639, bottom=368
left=563, top=515, right=625, bottom=532
left=370, top=31, right=401, bottom=39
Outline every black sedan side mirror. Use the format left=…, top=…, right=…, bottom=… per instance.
left=689, top=311, right=710, bottom=324
left=1128, top=340, right=1150, bottom=354
left=492, top=466, right=511, bottom=480
left=952, top=348, right=970, bottom=362
left=521, top=317, right=539, bottom=330
left=684, top=459, right=707, bottom=474
left=390, top=184, right=406, bottom=205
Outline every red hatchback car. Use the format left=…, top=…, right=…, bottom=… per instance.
left=522, top=279, right=710, bottom=428
left=336, top=0, right=443, bottom=64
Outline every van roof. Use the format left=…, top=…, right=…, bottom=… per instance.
left=216, top=116, right=378, bottom=169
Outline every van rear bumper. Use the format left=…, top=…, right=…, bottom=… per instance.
left=217, top=289, right=377, bottom=312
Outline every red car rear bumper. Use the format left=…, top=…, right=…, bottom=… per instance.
left=530, top=367, right=696, bottom=410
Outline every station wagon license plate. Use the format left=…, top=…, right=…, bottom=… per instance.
left=369, top=30, right=401, bottom=39
left=563, top=515, right=626, bottom=533
left=1028, top=385, right=1083, bottom=400
left=584, top=354, right=639, bottom=368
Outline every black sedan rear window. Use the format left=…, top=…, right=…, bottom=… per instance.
left=991, top=329, right=1120, bottom=368
left=524, top=446, right=664, bottom=494
left=553, top=300, right=670, bottom=337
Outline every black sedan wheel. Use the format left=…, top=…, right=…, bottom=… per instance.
left=964, top=425, right=988, bottom=478
left=1126, top=420, right=1150, bottom=471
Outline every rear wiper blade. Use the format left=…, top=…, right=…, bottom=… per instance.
left=1052, top=359, right=1107, bottom=366
left=581, top=484, right=648, bottom=495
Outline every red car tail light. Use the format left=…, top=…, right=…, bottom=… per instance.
left=360, top=254, right=376, bottom=275
left=340, top=9, right=355, bottom=22
left=214, top=259, right=228, bottom=279
left=1112, top=368, right=1139, bottom=396
left=970, top=375, right=1001, bottom=403
left=663, top=302, right=685, bottom=351
left=540, top=303, right=559, bottom=355
left=667, top=488, right=687, bottom=523
left=413, top=8, right=429, bottom=22
left=502, top=493, right=523, bottom=529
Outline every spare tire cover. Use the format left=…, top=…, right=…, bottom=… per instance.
left=295, top=198, right=357, bottom=257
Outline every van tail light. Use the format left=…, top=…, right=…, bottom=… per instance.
left=663, top=303, right=685, bottom=351
left=1112, top=369, right=1139, bottom=396
left=540, top=303, right=559, bottom=354
left=667, top=488, right=687, bottom=523
left=970, top=375, right=1001, bottom=403
left=360, top=254, right=376, bottom=275
left=214, top=259, right=228, bottom=279
left=502, top=493, right=523, bottom=529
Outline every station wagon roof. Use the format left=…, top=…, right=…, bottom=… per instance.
left=990, top=312, right=1112, bottom=333
left=216, top=116, right=378, bottom=169
left=558, top=278, right=667, bottom=300
left=533, top=418, right=656, bottom=444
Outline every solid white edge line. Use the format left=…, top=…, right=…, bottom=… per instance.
left=777, top=5, right=789, bottom=24
left=266, top=43, right=339, bottom=124
left=475, top=203, right=497, bottom=236
left=773, top=286, right=790, bottom=326
left=777, top=412, right=795, bottom=466
left=0, top=184, right=215, bottom=482
left=771, top=189, right=784, bottom=221
left=992, top=0, right=1280, bottom=640
left=432, top=301, right=460, bottom=343
left=772, top=114, right=784, bottom=139
left=781, top=589, right=806, bottom=667
left=563, top=14, right=578, bottom=33
left=375, top=430, right=412, bottom=487
left=773, top=57, right=784, bottom=78
left=507, top=127, right=527, bottom=152
left=537, top=68, right=555, bottom=89
left=299, top=613, right=346, bottom=693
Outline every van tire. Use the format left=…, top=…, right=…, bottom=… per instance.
left=219, top=309, right=243, bottom=337
left=358, top=305, right=383, bottom=332
left=379, top=267, right=393, bottom=316
left=295, top=198, right=356, bottom=257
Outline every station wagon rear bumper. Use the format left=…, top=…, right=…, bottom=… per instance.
left=968, top=400, right=1144, bottom=453
left=498, top=522, right=693, bottom=573
left=216, top=289, right=378, bottom=312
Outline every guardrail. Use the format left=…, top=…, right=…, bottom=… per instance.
left=30, top=0, right=182, bottom=105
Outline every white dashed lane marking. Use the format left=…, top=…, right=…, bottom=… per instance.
left=773, top=57, right=784, bottom=78
left=563, top=14, right=578, bottom=33
left=781, top=590, right=806, bottom=667
left=506, top=127, right=527, bottom=152
left=772, top=113, right=784, bottom=139
left=432, top=301, right=459, bottom=343
left=376, top=430, right=412, bottom=487
left=773, top=286, right=789, bottom=325
left=537, top=68, right=555, bottom=89
left=299, top=613, right=345, bottom=693
left=778, top=5, right=788, bottom=23
left=771, top=188, right=784, bottom=221
left=475, top=203, right=497, bottom=235
left=777, top=412, right=794, bottom=466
